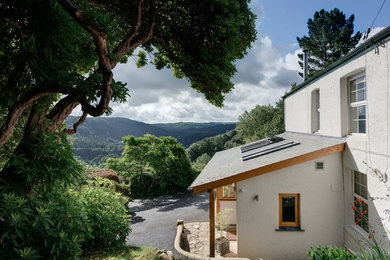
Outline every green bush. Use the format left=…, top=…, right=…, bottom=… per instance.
left=308, top=246, right=355, bottom=260
left=0, top=180, right=131, bottom=259
left=0, top=191, right=90, bottom=259
left=72, top=179, right=131, bottom=250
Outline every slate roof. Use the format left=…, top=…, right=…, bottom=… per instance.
left=189, top=132, right=345, bottom=193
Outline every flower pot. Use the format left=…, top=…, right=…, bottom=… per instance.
left=216, top=236, right=230, bottom=256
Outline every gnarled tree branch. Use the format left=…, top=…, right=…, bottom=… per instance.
left=65, top=112, right=87, bottom=135
left=57, top=0, right=111, bottom=71
left=0, top=88, right=59, bottom=148
left=110, top=0, right=145, bottom=68
left=47, top=95, right=79, bottom=132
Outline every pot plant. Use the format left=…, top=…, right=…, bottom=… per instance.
left=215, top=208, right=232, bottom=256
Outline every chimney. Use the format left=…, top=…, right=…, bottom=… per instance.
left=303, top=49, right=308, bottom=81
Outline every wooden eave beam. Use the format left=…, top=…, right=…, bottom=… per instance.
left=192, top=143, right=345, bottom=194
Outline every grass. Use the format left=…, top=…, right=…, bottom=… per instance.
left=81, top=246, right=165, bottom=260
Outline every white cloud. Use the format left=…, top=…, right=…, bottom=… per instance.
left=72, top=37, right=302, bottom=123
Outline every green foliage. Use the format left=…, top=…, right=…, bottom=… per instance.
left=215, top=208, right=233, bottom=237
left=0, top=179, right=131, bottom=259
left=82, top=245, right=166, bottom=260
left=355, top=230, right=390, bottom=260
left=297, top=8, right=361, bottom=78
left=187, top=129, right=240, bottom=162
left=66, top=116, right=235, bottom=166
left=71, top=179, right=131, bottom=250
left=1, top=131, right=83, bottom=193
left=136, top=51, right=148, bottom=68
left=192, top=153, right=212, bottom=172
left=187, top=99, right=284, bottom=164
left=0, top=190, right=89, bottom=259
left=106, top=135, right=195, bottom=197
left=236, top=99, right=284, bottom=143
left=308, top=246, right=355, bottom=260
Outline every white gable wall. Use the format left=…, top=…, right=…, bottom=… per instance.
left=284, top=39, right=390, bottom=253
left=236, top=152, right=344, bottom=260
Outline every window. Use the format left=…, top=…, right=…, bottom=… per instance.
left=315, top=90, right=320, bottom=131
left=279, top=193, right=300, bottom=227
left=353, top=171, right=369, bottom=232
left=222, top=183, right=236, bottom=198
left=349, top=75, right=366, bottom=133
left=311, top=89, right=320, bottom=133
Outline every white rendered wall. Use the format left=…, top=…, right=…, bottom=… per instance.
left=284, top=40, right=390, bottom=251
left=236, top=152, right=344, bottom=260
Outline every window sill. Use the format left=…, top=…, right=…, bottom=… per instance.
left=275, top=227, right=305, bottom=232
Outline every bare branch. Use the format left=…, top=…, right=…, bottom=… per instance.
left=57, top=0, right=111, bottom=71
left=47, top=95, right=79, bottom=132
left=65, top=112, right=88, bottom=135
left=0, top=88, right=59, bottom=148
left=110, top=0, right=145, bottom=68
left=111, top=0, right=156, bottom=68
left=79, top=70, right=113, bottom=117
left=87, top=0, right=107, bottom=7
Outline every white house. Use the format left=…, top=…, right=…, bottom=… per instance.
left=189, top=25, right=390, bottom=260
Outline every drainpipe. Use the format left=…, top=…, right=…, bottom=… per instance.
left=303, top=49, right=308, bottom=81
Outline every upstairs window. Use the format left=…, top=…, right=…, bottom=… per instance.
left=311, top=89, right=320, bottom=133
left=349, top=75, right=366, bottom=134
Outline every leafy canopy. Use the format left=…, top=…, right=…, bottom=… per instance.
left=297, top=8, right=361, bottom=78
left=106, top=134, right=195, bottom=197
left=0, top=0, right=257, bottom=151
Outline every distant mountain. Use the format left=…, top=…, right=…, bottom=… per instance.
left=65, top=116, right=235, bottom=165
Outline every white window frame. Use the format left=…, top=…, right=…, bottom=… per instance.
left=348, top=74, right=367, bottom=135
left=353, top=170, right=369, bottom=233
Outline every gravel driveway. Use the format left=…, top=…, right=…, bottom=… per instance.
left=126, top=191, right=209, bottom=254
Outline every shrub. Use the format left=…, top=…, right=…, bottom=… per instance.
left=0, top=180, right=131, bottom=259
left=0, top=190, right=90, bottom=259
left=71, top=179, right=131, bottom=250
left=308, top=246, right=355, bottom=260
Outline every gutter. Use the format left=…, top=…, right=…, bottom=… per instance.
left=283, top=25, right=390, bottom=100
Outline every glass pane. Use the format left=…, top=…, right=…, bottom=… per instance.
left=356, top=89, right=366, bottom=102
left=354, top=182, right=360, bottom=196
left=223, top=184, right=235, bottom=198
left=356, top=80, right=365, bottom=90
left=361, top=185, right=367, bottom=199
left=350, top=80, right=357, bottom=93
left=358, top=106, right=366, bottom=119
left=354, top=171, right=360, bottom=182
left=358, top=120, right=366, bottom=133
left=282, top=196, right=296, bottom=222
left=361, top=173, right=367, bottom=186
left=350, top=107, right=357, bottom=120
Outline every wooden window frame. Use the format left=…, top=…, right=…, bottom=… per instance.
left=279, top=193, right=300, bottom=228
left=216, top=183, right=237, bottom=214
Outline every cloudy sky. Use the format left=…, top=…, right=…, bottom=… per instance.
left=76, top=0, right=390, bottom=123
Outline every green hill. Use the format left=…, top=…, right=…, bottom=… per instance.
left=65, top=116, right=235, bottom=165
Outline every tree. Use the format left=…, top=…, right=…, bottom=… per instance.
left=0, top=0, right=256, bottom=188
left=236, top=99, right=284, bottom=142
left=297, top=8, right=361, bottom=78
left=106, top=135, right=195, bottom=197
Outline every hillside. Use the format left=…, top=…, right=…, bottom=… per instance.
left=65, top=116, right=235, bottom=165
